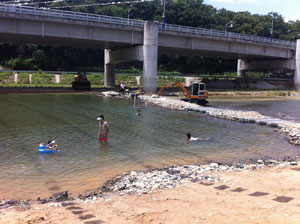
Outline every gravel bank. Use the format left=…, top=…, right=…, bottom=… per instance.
left=1, top=156, right=299, bottom=210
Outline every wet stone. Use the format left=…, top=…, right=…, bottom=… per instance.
left=118, top=182, right=126, bottom=191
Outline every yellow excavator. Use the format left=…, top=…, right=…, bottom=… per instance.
left=158, top=82, right=208, bottom=105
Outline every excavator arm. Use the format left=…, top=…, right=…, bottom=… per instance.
left=158, top=84, right=171, bottom=96
left=174, top=82, right=191, bottom=98
left=158, top=82, right=191, bottom=97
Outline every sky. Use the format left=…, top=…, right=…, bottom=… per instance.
left=204, top=0, right=300, bottom=22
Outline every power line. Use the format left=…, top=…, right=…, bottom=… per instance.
left=1, top=0, right=65, bottom=6
left=49, top=0, right=153, bottom=9
left=1, top=0, right=153, bottom=9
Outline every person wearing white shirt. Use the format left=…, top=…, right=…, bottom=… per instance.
left=186, top=133, right=210, bottom=141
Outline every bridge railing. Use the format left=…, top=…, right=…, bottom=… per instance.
left=0, top=3, right=145, bottom=27
left=0, top=3, right=295, bottom=47
left=159, top=23, right=295, bottom=47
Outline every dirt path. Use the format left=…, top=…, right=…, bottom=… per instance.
left=1, top=166, right=300, bottom=224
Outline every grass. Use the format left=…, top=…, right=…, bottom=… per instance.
left=0, top=72, right=296, bottom=94
left=0, top=72, right=181, bottom=88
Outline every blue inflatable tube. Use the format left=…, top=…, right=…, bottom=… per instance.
left=39, top=144, right=58, bottom=154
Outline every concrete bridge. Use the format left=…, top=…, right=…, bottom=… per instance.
left=0, top=4, right=299, bottom=92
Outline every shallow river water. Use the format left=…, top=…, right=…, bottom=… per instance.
left=210, top=96, right=300, bottom=122
left=0, top=94, right=298, bottom=199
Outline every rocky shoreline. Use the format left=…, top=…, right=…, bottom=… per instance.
left=1, top=155, right=300, bottom=211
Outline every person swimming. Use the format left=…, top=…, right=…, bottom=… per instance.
left=186, top=133, right=210, bottom=141
left=136, top=109, right=141, bottom=116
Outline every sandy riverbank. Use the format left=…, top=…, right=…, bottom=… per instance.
left=1, top=164, right=300, bottom=224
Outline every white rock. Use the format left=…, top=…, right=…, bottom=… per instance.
left=161, top=171, right=169, bottom=176
left=219, top=166, right=228, bottom=171
left=204, top=167, right=212, bottom=171
left=155, top=178, right=162, bottom=183
left=130, top=171, right=138, bottom=178
left=257, top=160, right=264, bottom=164
left=210, top=163, right=219, bottom=168
left=135, top=182, right=145, bottom=189
left=48, top=203, right=61, bottom=207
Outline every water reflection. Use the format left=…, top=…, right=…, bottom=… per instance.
left=98, top=142, right=109, bottom=153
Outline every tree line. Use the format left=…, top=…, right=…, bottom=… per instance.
left=1, top=0, right=300, bottom=74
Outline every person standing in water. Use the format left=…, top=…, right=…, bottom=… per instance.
left=97, top=115, right=109, bottom=143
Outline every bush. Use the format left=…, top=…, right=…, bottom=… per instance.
left=6, top=58, right=36, bottom=70
left=87, top=73, right=104, bottom=85
left=117, top=67, right=141, bottom=74
left=31, top=72, right=53, bottom=84
left=272, top=91, right=289, bottom=96
left=60, top=74, right=75, bottom=84
left=157, top=76, right=184, bottom=87
left=0, top=72, right=13, bottom=84
left=18, top=72, right=30, bottom=84
left=246, top=72, right=265, bottom=78
left=116, top=74, right=137, bottom=86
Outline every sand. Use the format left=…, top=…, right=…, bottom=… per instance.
left=1, top=165, right=300, bottom=224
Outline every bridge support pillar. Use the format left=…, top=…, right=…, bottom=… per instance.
left=237, top=58, right=295, bottom=76
left=104, top=21, right=158, bottom=91
left=295, top=38, right=300, bottom=88
left=143, top=21, right=158, bottom=93
left=237, top=59, right=246, bottom=77
left=104, top=49, right=116, bottom=87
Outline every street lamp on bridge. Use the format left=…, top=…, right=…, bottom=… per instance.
left=270, top=13, right=274, bottom=43
left=161, top=0, right=166, bottom=29
left=225, top=21, right=233, bottom=36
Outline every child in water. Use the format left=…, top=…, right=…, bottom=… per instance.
left=136, top=109, right=141, bottom=116
left=47, top=140, right=57, bottom=151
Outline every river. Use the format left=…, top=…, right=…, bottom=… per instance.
left=0, top=94, right=298, bottom=199
left=210, top=96, right=300, bottom=122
